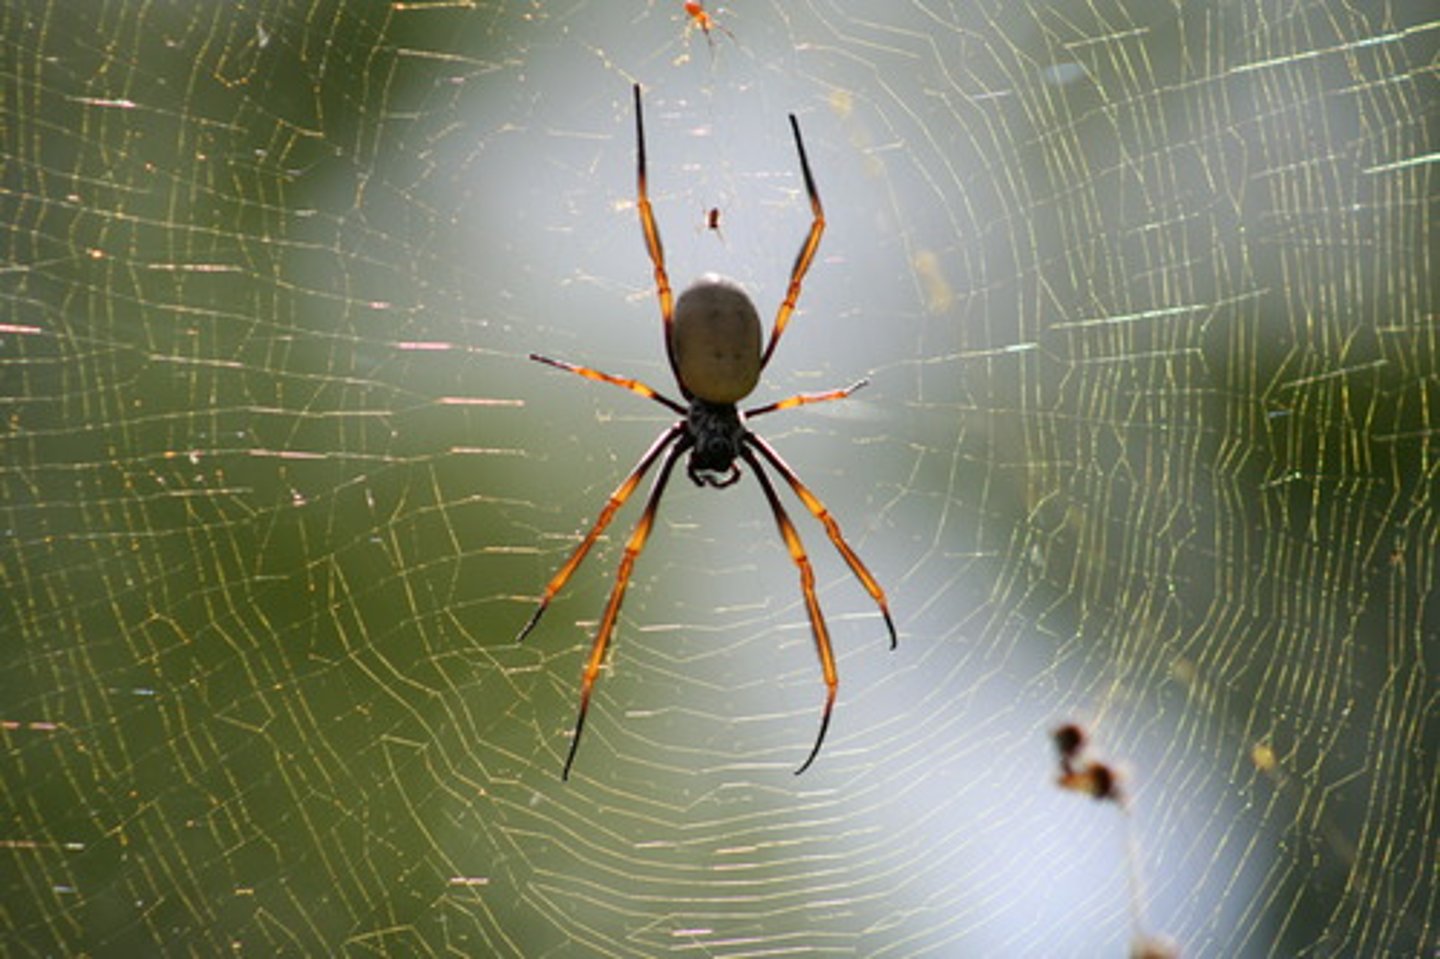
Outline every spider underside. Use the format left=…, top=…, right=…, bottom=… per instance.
left=519, top=84, right=896, bottom=780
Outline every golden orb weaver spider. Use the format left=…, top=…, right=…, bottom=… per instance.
left=519, top=84, right=896, bottom=780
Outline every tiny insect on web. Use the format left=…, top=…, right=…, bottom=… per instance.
left=704, top=206, right=724, bottom=241
left=518, top=84, right=896, bottom=781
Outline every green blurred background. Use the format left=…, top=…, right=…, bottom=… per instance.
left=2, top=1, right=1434, bottom=955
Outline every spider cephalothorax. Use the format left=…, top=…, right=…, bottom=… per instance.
left=518, top=84, right=895, bottom=780
left=685, top=399, right=744, bottom=486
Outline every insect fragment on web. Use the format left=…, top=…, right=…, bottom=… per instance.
left=1052, top=721, right=1123, bottom=802
left=1050, top=723, right=1181, bottom=958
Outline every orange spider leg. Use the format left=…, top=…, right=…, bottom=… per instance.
left=529, top=353, right=685, bottom=414
left=563, top=437, right=691, bottom=779
left=746, top=434, right=897, bottom=648
left=516, top=424, right=686, bottom=644
left=746, top=379, right=868, bottom=418
left=760, top=114, right=825, bottom=371
left=632, top=84, right=684, bottom=392
left=741, top=448, right=837, bottom=774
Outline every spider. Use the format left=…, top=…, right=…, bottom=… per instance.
left=683, top=1, right=735, bottom=52
left=518, top=84, right=896, bottom=780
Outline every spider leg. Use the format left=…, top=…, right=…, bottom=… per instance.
left=746, top=434, right=897, bottom=649
left=632, top=84, right=684, bottom=393
left=745, top=379, right=867, bottom=419
left=760, top=113, right=825, bottom=371
left=741, top=448, right=837, bottom=775
left=563, top=435, right=691, bottom=780
left=516, top=424, right=685, bottom=644
left=529, top=353, right=686, bottom=414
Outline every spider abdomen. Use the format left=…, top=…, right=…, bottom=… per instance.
left=671, top=276, right=762, bottom=403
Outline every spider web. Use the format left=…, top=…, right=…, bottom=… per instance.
left=2, top=1, right=1435, bottom=955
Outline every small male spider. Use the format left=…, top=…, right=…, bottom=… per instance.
left=683, top=1, right=735, bottom=52
left=519, top=84, right=896, bottom=780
